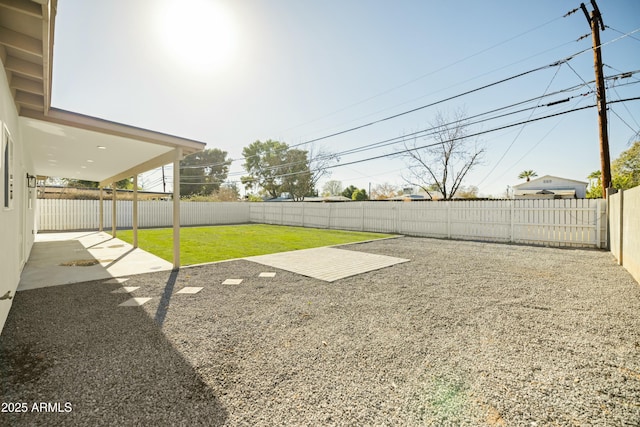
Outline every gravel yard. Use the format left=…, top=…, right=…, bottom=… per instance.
left=1, top=236, right=640, bottom=426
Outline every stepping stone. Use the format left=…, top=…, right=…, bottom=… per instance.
left=222, top=279, right=243, bottom=285
left=104, top=278, right=129, bottom=284
left=259, top=272, right=276, bottom=278
left=111, top=286, right=140, bottom=293
left=118, top=297, right=152, bottom=307
left=177, top=287, right=203, bottom=294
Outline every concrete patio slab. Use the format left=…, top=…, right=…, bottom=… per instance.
left=259, top=272, right=276, bottom=278
left=18, top=231, right=173, bottom=291
left=176, top=287, right=204, bottom=294
left=245, top=247, right=409, bottom=282
left=118, top=297, right=152, bottom=307
left=104, top=278, right=130, bottom=284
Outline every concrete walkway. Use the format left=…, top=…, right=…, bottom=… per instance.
left=18, top=231, right=173, bottom=291
left=245, top=246, right=409, bottom=282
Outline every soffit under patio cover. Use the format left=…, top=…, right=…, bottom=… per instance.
left=21, top=108, right=205, bottom=185
left=2, top=0, right=206, bottom=186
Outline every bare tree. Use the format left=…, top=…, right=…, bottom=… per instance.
left=308, top=144, right=339, bottom=193
left=400, top=110, right=484, bottom=200
left=322, top=180, right=343, bottom=196
left=371, top=182, right=400, bottom=200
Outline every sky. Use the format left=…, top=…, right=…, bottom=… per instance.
left=51, top=0, right=640, bottom=197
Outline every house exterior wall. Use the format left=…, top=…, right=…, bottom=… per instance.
left=0, top=60, right=37, bottom=334
left=513, top=176, right=588, bottom=198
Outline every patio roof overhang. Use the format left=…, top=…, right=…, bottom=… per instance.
left=20, top=108, right=205, bottom=187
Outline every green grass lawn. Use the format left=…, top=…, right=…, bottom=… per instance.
left=114, top=224, right=394, bottom=265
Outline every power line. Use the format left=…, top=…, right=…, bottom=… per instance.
left=147, top=26, right=640, bottom=188
left=276, top=14, right=566, bottom=135
left=174, top=71, right=637, bottom=181
left=605, top=25, right=640, bottom=43
left=225, top=73, right=635, bottom=177
left=180, top=53, right=600, bottom=173
left=286, top=59, right=566, bottom=148
left=266, top=96, right=639, bottom=182
left=476, top=64, right=564, bottom=186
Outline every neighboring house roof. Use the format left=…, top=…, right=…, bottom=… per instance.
left=514, top=189, right=576, bottom=197
left=383, top=194, right=428, bottom=201
left=265, top=196, right=353, bottom=202
left=303, top=196, right=353, bottom=202
left=512, top=175, right=588, bottom=189
left=0, top=0, right=206, bottom=186
left=264, top=196, right=293, bottom=202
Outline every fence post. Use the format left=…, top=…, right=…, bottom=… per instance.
left=510, top=200, right=515, bottom=243
left=594, top=199, right=602, bottom=249
left=447, top=201, right=451, bottom=239
left=361, top=202, right=365, bottom=231
left=328, top=203, right=333, bottom=229
left=619, top=189, right=624, bottom=265
left=302, top=202, right=306, bottom=227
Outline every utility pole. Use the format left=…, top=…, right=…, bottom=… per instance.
left=162, top=165, right=167, bottom=193
left=580, top=0, right=611, bottom=197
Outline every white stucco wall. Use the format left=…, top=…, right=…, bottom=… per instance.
left=0, top=59, right=36, bottom=335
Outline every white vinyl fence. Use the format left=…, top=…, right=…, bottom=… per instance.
left=37, top=198, right=607, bottom=248
left=249, top=199, right=607, bottom=248
left=37, top=200, right=250, bottom=230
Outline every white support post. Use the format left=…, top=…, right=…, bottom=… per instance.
left=173, top=149, right=182, bottom=269
left=111, top=182, right=116, bottom=238
left=133, top=175, right=138, bottom=248
left=99, top=187, right=104, bottom=232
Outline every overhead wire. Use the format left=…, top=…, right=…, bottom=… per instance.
left=276, top=13, right=567, bottom=135
left=476, top=64, right=564, bottom=186
left=145, top=26, right=640, bottom=191
left=203, top=71, right=635, bottom=178
left=179, top=52, right=593, bottom=173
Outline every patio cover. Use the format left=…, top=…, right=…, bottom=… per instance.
left=20, top=108, right=204, bottom=186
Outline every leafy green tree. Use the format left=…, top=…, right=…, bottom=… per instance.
left=518, top=170, right=538, bottom=182
left=587, top=142, right=640, bottom=198
left=180, top=148, right=230, bottom=197
left=241, top=140, right=289, bottom=198
left=63, top=178, right=132, bottom=189
left=586, top=170, right=602, bottom=199
left=281, top=148, right=313, bottom=201
left=351, top=188, right=368, bottom=201
left=241, top=140, right=325, bottom=200
left=342, top=185, right=358, bottom=199
left=612, top=141, right=640, bottom=190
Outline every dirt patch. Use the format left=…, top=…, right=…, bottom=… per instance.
left=59, top=259, right=99, bottom=267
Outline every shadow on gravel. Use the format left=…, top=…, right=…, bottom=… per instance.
left=0, top=279, right=227, bottom=426
left=154, top=269, right=179, bottom=327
